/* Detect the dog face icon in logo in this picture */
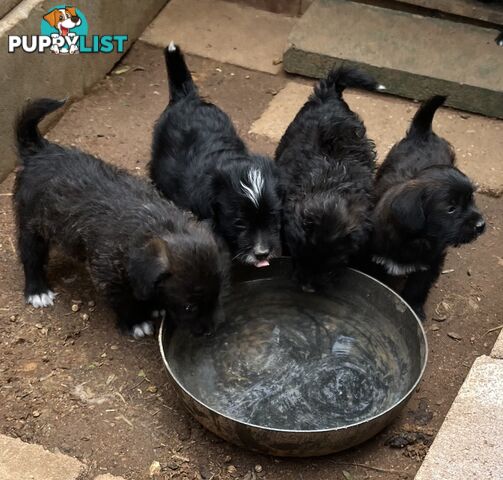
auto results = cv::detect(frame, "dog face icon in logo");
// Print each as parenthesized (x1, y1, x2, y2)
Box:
(42, 6, 86, 54)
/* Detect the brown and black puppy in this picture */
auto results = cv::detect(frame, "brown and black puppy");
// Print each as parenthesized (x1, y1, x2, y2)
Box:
(275, 67, 382, 291)
(370, 96, 485, 320)
(14, 98, 228, 338)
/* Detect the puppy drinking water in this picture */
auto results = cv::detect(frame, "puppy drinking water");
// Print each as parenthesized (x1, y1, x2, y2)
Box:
(150, 43, 281, 268)
(275, 67, 382, 290)
(14, 99, 227, 337)
(371, 96, 485, 320)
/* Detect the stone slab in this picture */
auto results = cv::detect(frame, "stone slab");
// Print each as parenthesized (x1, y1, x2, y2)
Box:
(414, 355, 503, 480)
(250, 81, 503, 196)
(396, 0, 503, 26)
(283, 0, 503, 118)
(94, 475, 126, 480)
(0, 0, 22, 19)
(141, 0, 295, 74)
(0, 0, 168, 182)
(491, 329, 503, 359)
(0, 434, 86, 480)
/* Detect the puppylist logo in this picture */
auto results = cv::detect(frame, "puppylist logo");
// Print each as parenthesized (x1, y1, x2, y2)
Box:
(8, 5, 128, 55)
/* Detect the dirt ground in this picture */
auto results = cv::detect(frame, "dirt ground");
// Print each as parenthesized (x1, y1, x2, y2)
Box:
(1, 42, 502, 480)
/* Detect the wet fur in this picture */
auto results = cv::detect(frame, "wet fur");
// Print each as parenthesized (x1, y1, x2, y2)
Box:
(14, 98, 227, 336)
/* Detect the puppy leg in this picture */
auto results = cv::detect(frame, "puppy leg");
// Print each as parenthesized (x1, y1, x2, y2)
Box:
(19, 228, 55, 308)
(110, 293, 155, 339)
(401, 255, 445, 321)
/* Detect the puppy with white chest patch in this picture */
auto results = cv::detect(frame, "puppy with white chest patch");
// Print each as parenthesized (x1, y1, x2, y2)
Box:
(370, 96, 485, 320)
(275, 67, 383, 290)
(150, 43, 282, 268)
(14, 98, 228, 338)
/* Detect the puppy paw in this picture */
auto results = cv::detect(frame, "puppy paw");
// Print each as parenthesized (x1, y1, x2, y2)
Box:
(27, 291, 55, 308)
(131, 321, 155, 339)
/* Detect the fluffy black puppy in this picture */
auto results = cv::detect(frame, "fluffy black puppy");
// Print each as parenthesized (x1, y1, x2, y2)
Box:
(275, 67, 382, 290)
(371, 95, 485, 320)
(150, 42, 281, 268)
(14, 98, 227, 338)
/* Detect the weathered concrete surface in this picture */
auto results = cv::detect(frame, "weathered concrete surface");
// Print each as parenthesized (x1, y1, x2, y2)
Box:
(396, 0, 503, 25)
(250, 81, 503, 195)
(0, 0, 168, 182)
(141, 0, 294, 74)
(94, 475, 126, 480)
(0, 0, 22, 19)
(414, 355, 503, 480)
(491, 329, 503, 359)
(226, 0, 313, 16)
(283, 0, 503, 118)
(0, 434, 86, 480)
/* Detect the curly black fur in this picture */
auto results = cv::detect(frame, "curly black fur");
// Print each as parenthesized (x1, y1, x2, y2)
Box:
(150, 43, 281, 268)
(275, 67, 380, 290)
(14, 98, 228, 337)
(370, 96, 485, 319)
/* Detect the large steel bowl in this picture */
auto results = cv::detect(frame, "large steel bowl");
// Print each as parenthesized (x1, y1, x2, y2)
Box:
(159, 258, 427, 456)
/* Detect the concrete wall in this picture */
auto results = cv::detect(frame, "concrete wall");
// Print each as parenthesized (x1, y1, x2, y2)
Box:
(0, 0, 168, 182)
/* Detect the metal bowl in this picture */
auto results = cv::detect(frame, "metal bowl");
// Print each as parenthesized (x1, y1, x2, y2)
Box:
(159, 258, 427, 456)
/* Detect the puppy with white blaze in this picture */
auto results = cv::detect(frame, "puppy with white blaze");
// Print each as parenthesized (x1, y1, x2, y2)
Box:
(275, 67, 382, 291)
(150, 42, 281, 268)
(14, 99, 228, 338)
(371, 96, 485, 320)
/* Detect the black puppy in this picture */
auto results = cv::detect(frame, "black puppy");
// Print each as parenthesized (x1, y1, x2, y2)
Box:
(371, 95, 485, 319)
(275, 67, 383, 290)
(14, 98, 227, 338)
(150, 42, 281, 268)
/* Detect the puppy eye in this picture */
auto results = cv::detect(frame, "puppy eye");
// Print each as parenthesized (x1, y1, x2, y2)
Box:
(447, 205, 456, 214)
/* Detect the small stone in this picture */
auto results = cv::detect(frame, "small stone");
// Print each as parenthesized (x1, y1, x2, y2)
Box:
(101, 353, 107, 358)
(223, 455, 232, 463)
(147, 385, 158, 394)
(81, 313, 90, 321)
(32, 410, 41, 418)
(467, 268, 472, 276)
(227, 465, 237, 475)
(460, 113, 470, 119)
(166, 461, 179, 471)
(447, 332, 462, 341)
(216, 67, 222, 73)
(149, 460, 162, 476)
(9, 315, 17, 322)
(254, 465, 263, 473)
(88, 300, 96, 307)
(272, 57, 282, 65)
(35, 323, 43, 329)
(71, 304, 80, 312)
(245, 75, 250, 79)
(431, 325, 440, 331)
(110, 345, 119, 350)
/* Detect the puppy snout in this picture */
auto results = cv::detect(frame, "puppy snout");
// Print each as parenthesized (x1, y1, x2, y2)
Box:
(474, 217, 485, 235)
(253, 245, 270, 260)
(71, 15, 80, 23)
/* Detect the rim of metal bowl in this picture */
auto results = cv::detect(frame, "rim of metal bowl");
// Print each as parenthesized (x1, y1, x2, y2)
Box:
(158, 267, 428, 434)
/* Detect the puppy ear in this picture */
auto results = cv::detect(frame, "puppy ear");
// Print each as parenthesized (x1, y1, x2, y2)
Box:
(66, 7, 78, 16)
(128, 237, 170, 300)
(43, 9, 59, 28)
(391, 185, 425, 233)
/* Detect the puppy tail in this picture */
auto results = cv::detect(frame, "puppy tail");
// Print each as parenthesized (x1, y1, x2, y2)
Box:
(16, 98, 66, 157)
(408, 95, 447, 138)
(164, 41, 197, 102)
(314, 66, 384, 100)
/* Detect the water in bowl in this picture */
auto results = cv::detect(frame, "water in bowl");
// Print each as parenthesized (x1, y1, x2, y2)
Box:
(168, 279, 411, 431)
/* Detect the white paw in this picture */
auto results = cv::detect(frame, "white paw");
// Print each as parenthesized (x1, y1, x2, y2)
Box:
(168, 40, 176, 52)
(69, 45, 79, 54)
(132, 321, 155, 339)
(27, 291, 55, 308)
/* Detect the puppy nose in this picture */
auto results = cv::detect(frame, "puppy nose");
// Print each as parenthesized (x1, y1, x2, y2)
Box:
(475, 218, 485, 234)
(71, 15, 79, 22)
(253, 245, 270, 260)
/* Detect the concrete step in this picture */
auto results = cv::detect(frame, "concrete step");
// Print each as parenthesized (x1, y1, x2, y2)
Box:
(414, 355, 503, 480)
(141, 0, 295, 74)
(283, 0, 503, 118)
